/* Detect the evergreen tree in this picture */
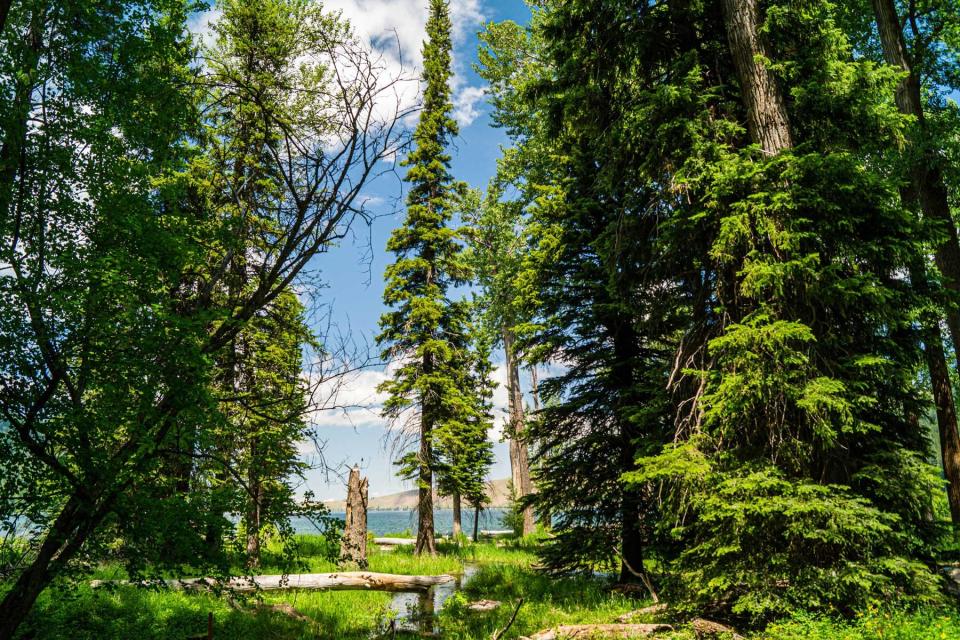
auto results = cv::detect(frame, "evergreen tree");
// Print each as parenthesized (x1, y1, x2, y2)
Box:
(377, 0, 471, 556)
(633, 0, 944, 619)
(463, 179, 537, 536)
(435, 320, 496, 538)
(478, 4, 685, 585)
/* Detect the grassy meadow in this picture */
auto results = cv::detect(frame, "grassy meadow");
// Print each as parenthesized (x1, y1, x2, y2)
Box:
(4, 533, 960, 639)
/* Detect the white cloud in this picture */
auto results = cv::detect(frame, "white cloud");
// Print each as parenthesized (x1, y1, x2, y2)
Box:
(453, 85, 486, 127)
(187, 8, 220, 48)
(321, 0, 487, 127)
(187, 1, 487, 134)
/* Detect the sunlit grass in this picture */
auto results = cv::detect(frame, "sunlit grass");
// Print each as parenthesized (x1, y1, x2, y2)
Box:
(11, 536, 960, 639)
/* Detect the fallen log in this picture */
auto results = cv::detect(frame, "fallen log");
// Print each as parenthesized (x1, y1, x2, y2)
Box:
(90, 572, 454, 593)
(524, 623, 673, 639)
(373, 537, 416, 546)
(480, 529, 514, 537)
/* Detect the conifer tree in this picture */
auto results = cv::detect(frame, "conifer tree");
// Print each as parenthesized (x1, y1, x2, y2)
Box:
(377, 0, 470, 556)
(435, 323, 496, 538)
(633, 0, 944, 618)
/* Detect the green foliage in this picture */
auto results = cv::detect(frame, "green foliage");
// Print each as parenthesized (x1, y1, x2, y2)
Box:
(377, 0, 486, 539)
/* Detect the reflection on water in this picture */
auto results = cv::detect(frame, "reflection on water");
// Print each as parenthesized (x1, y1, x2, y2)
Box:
(386, 563, 478, 636)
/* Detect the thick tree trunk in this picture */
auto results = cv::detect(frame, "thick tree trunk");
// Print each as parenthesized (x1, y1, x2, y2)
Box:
(339, 465, 369, 568)
(502, 326, 535, 536)
(872, 0, 960, 362)
(720, 0, 793, 153)
(0, 493, 107, 640)
(872, 0, 960, 525)
(452, 491, 462, 537)
(416, 409, 437, 555)
(923, 324, 960, 524)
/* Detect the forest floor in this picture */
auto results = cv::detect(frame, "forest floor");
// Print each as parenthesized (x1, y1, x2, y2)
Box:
(7, 534, 960, 639)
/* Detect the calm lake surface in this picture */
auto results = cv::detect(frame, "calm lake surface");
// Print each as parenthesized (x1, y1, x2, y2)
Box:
(291, 508, 509, 536)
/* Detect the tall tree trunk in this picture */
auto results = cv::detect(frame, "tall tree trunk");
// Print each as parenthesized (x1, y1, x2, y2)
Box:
(246, 439, 263, 569)
(720, 0, 793, 153)
(452, 491, 462, 537)
(872, 0, 960, 525)
(923, 320, 960, 524)
(502, 326, 535, 536)
(416, 407, 437, 555)
(472, 504, 480, 542)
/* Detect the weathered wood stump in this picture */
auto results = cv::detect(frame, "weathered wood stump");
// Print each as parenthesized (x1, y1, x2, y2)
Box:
(339, 465, 368, 569)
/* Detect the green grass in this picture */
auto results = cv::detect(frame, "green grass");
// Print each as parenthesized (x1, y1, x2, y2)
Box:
(438, 563, 645, 640)
(8, 535, 960, 639)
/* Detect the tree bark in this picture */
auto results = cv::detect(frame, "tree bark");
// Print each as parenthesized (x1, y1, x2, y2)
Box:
(720, 0, 793, 153)
(245, 440, 263, 569)
(452, 491, 462, 537)
(339, 465, 369, 568)
(472, 504, 480, 542)
(872, 0, 960, 525)
(502, 326, 535, 536)
(0, 492, 108, 640)
(416, 407, 437, 555)
(922, 321, 960, 524)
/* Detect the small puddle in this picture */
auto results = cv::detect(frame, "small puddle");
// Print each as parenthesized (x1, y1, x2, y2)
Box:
(385, 563, 478, 636)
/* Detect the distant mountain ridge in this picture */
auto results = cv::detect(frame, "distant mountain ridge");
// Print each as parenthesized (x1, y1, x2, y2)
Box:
(324, 478, 512, 511)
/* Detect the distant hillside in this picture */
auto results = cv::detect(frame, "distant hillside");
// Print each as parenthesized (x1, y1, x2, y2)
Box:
(325, 478, 512, 511)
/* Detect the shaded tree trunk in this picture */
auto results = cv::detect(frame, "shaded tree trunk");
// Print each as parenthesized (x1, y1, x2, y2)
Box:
(452, 491, 462, 537)
(923, 321, 960, 524)
(720, 0, 792, 153)
(245, 438, 263, 568)
(339, 465, 369, 568)
(472, 504, 480, 542)
(872, 0, 960, 525)
(0, 0, 11, 38)
(503, 327, 535, 536)
(416, 404, 437, 555)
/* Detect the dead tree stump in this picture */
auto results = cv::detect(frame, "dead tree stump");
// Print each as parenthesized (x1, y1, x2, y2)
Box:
(339, 465, 369, 569)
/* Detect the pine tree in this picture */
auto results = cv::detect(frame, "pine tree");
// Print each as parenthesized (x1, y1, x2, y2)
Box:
(377, 0, 470, 556)
(435, 320, 496, 538)
(478, 5, 679, 585)
(632, 0, 944, 618)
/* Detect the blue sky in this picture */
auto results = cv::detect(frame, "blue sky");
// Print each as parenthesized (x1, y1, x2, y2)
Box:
(291, 0, 533, 500)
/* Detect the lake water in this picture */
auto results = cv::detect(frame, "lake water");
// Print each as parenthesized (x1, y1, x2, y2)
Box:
(291, 508, 509, 536)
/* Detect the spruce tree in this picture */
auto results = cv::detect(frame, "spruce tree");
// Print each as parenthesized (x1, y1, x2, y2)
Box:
(377, 0, 470, 556)
(435, 321, 496, 538)
(633, 0, 944, 618)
